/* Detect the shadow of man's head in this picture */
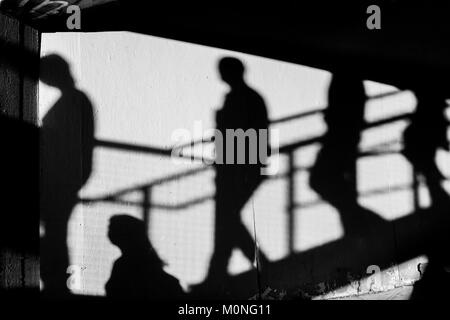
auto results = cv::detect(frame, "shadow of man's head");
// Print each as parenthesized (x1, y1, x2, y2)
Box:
(106, 215, 184, 299)
(107, 215, 150, 253)
(218, 57, 245, 88)
(40, 54, 75, 90)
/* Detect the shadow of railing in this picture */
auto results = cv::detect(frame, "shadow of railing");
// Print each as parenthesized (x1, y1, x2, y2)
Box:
(78, 90, 449, 298)
(81, 90, 416, 246)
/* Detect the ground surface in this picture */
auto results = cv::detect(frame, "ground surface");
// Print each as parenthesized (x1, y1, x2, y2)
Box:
(328, 286, 414, 300)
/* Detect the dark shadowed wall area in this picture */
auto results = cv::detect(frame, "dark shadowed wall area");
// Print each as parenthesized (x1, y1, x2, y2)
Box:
(0, 13, 40, 296)
(38, 32, 449, 299)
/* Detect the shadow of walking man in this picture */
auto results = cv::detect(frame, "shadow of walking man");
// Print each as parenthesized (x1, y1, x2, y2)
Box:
(309, 73, 386, 237)
(200, 57, 270, 294)
(406, 85, 450, 299)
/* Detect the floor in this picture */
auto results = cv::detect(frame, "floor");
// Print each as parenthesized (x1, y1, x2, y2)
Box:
(329, 286, 414, 300)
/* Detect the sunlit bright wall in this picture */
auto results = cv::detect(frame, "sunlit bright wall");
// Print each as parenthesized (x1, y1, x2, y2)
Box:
(39, 32, 450, 296)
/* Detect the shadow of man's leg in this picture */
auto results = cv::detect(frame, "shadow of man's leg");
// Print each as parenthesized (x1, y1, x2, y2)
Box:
(41, 195, 75, 296)
(310, 147, 386, 237)
(206, 169, 268, 285)
(233, 173, 269, 265)
(206, 203, 236, 282)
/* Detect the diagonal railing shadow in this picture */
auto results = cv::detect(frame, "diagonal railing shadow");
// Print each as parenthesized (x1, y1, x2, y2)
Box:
(80, 90, 417, 243)
(78, 90, 449, 298)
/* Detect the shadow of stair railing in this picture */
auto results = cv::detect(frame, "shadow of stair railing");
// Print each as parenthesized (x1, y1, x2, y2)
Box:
(77, 90, 449, 299)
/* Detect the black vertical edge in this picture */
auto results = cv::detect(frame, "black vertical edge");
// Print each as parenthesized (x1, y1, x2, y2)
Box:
(21, 22, 40, 125)
(0, 13, 21, 118)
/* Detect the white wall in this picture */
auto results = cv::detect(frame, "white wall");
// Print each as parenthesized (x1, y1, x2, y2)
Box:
(39, 32, 450, 297)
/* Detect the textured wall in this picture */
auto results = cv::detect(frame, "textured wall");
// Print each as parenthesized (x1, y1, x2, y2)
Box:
(39, 32, 450, 298)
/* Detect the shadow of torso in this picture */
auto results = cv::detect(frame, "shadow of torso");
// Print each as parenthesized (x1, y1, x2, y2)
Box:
(105, 252, 185, 300)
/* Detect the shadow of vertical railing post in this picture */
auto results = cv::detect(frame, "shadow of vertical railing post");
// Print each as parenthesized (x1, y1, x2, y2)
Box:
(70, 89, 450, 298)
(271, 89, 417, 255)
(141, 186, 152, 233)
(83, 90, 419, 253)
(72, 90, 450, 298)
(287, 152, 295, 254)
(412, 169, 420, 212)
(76, 89, 450, 298)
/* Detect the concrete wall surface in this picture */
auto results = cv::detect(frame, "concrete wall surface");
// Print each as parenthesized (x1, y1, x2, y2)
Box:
(39, 32, 450, 298)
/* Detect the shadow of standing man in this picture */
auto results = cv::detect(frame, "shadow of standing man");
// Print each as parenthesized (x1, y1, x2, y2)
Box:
(40, 54, 95, 296)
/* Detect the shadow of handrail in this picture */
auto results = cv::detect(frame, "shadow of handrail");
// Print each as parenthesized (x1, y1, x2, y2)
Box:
(80, 88, 426, 238)
(76, 89, 449, 298)
(271, 90, 403, 125)
(85, 165, 211, 201)
(126, 90, 407, 156)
